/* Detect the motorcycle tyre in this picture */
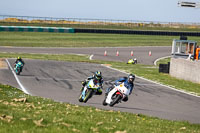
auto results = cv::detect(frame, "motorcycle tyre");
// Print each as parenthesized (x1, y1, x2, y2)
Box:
(16, 68, 21, 75)
(102, 99, 107, 106)
(83, 89, 93, 103)
(78, 94, 83, 102)
(109, 94, 121, 107)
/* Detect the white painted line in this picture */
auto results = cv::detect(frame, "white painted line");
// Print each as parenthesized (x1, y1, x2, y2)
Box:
(89, 54, 94, 60)
(6, 59, 30, 94)
(154, 56, 171, 66)
(101, 64, 200, 98)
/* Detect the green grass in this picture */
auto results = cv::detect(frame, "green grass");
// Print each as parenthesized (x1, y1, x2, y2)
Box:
(1, 84, 200, 133)
(155, 57, 171, 66)
(1, 31, 200, 47)
(0, 53, 90, 63)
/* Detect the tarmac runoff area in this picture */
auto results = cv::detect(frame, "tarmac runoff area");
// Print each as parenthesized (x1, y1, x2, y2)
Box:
(0, 59, 7, 69)
(1, 59, 200, 124)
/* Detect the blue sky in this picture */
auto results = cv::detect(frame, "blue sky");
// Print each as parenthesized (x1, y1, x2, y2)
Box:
(0, 0, 200, 23)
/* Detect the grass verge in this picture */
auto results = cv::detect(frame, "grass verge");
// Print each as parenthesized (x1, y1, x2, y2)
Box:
(1, 84, 200, 133)
(1, 31, 200, 47)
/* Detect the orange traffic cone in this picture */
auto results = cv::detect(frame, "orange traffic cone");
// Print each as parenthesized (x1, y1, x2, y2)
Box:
(104, 51, 107, 56)
(149, 51, 152, 56)
(116, 51, 119, 56)
(131, 51, 133, 56)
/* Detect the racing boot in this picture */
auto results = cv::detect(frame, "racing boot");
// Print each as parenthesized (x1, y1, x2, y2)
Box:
(80, 81, 86, 92)
(80, 87, 84, 92)
(122, 96, 128, 102)
(20, 67, 23, 72)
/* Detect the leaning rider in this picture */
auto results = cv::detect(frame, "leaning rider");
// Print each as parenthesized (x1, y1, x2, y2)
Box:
(14, 56, 25, 71)
(127, 58, 137, 64)
(105, 74, 135, 101)
(81, 71, 104, 95)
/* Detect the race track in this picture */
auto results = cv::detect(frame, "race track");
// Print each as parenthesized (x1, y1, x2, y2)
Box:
(1, 59, 200, 124)
(0, 46, 171, 65)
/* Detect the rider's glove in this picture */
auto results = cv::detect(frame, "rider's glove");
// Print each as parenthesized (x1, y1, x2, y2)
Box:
(115, 82, 120, 86)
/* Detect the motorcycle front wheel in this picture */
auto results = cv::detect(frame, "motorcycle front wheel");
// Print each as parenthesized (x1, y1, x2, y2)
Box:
(16, 67, 21, 75)
(83, 89, 93, 103)
(78, 94, 83, 102)
(102, 99, 107, 106)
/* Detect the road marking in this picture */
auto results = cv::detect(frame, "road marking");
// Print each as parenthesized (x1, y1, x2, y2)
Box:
(101, 64, 200, 98)
(154, 56, 171, 66)
(6, 59, 30, 94)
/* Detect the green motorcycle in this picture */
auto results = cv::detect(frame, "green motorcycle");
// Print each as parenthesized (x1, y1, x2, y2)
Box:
(79, 79, 100, 103)
(14, 61, 23, 75)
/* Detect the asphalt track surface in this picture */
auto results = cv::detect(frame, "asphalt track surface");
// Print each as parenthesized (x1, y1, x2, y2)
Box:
(1, 46, 200, 123)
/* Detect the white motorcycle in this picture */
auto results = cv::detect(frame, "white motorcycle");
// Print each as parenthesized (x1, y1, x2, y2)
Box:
(103, 82, 130, 107)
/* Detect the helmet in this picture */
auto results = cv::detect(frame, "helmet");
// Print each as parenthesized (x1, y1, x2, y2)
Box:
(128, 74, 135, 83)
(94, 71, 102, 80)
(17, 56, 21, 60)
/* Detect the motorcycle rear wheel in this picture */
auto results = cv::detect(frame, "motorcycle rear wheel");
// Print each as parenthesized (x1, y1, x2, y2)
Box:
(109, 94, 121, 107)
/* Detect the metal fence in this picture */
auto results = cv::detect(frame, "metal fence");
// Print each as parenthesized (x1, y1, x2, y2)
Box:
(0, 15, 200, 29)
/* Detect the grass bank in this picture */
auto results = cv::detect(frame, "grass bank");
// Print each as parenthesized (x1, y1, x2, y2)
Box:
(1, 84, 200, 133)
(1, 31, 200, 47)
